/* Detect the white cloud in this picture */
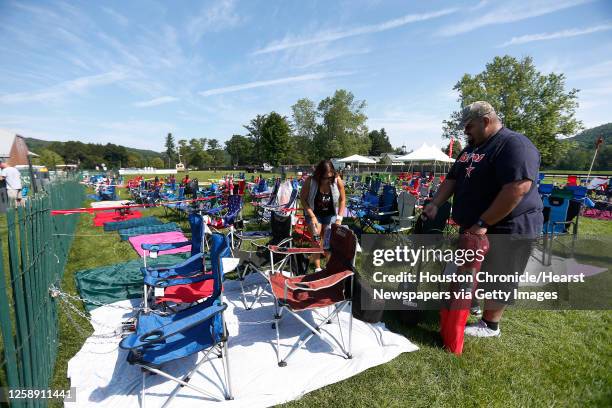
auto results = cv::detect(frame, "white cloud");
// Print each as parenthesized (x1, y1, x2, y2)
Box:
(252, 7, 457, 55)
(101, 6, 129, 26)
(500, 22, 612, 46)
(199, 71, 352, 97)
(0, 71, 126, 104)
(133, 96, 179, 107)
(570, 60, 612, 79)
(187, 0, 242, 43)
(438, 0, 593, 37)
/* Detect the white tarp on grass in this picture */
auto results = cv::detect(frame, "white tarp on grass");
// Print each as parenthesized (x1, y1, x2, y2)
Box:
(66, 277, 417, 407)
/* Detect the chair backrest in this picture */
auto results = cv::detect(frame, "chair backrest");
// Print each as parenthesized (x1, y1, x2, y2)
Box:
(397, 191, 417, 219)
(188, 212, 206, 255)
(567, 175, 578, 186)
(327, 225, 357, 272)
(538, 183, 554, 195)
(370, 178, 382, 195)
(209, 233, 229, 295)
(542, 196, 570, 234)
(265, 180, 281, 205)
(270, 211, 292, 244)
(565, 185, 587, 199)
(378, 185, 397, 213)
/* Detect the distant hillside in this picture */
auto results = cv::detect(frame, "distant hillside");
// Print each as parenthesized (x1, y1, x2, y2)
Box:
(25, 137, 162, 158)
(565, 122, 612, 148)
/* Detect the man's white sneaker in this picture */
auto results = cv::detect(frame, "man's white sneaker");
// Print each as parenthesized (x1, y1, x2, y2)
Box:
(464, 320, 500, 338)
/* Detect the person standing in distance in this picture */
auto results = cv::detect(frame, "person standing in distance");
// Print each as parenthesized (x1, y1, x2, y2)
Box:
(0, 160, 24, 207)
(423, 101, 543, 337)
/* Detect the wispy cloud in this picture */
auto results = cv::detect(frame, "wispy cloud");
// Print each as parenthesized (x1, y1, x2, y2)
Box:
(199, 71, 352, 97)
(187, 0, 242, 43)
(101, 6, 129, 26)
(438, 0, 592, 37)
(133, 96, 179, 107)
(571, 60, 612, 79)
(252, 7, 457, 55)
(0, 71, 126, 104)
(501, 22, 612, 47)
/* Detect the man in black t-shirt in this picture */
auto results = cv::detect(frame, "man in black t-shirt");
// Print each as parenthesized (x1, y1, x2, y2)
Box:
(423, 101, 543, 338)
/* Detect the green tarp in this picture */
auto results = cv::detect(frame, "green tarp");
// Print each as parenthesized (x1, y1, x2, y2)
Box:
(74, 254, 189, 311)
(118, 222, 181, 241)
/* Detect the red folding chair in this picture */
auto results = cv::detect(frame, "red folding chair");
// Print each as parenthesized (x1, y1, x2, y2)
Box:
(268, 224, 356, 366)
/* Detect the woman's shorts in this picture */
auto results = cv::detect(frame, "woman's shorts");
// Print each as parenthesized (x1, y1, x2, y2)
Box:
(307, 214, 337, 225)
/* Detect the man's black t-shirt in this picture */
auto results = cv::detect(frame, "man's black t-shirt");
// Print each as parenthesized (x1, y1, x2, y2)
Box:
(447, 127, 543, 235)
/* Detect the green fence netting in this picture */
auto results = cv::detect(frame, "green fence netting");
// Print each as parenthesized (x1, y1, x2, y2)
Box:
(0, 179, 85, 407)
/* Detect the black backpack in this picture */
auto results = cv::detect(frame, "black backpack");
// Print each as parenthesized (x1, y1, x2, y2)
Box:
(351, 273, 385, 323)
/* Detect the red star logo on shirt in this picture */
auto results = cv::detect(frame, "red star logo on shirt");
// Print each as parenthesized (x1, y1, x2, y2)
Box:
(465, 164, 476, 177)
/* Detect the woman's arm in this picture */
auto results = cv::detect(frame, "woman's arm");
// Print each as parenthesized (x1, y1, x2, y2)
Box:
(300, 177, 316, 221)
(336, 177, 346, 224)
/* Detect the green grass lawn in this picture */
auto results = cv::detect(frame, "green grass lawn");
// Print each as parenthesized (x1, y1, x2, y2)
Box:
(49, 185, 612, 407)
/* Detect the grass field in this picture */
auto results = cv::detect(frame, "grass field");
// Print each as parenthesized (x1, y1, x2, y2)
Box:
(47, 182, 612, 407)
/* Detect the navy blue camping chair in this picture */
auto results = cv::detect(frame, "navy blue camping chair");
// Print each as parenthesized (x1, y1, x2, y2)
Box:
(120, 234, 233, 405)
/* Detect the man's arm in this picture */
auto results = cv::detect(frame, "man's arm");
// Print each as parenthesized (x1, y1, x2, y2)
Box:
(430, 179, 456, 207)
(467, 179, 532, 233)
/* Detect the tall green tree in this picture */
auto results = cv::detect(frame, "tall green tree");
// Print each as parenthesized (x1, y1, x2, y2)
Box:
(177, 139, 190, 168)
(314, 89, 370, 158)
(368, 128, 393, 156)
(207, 138, 226, 166)
(291, 98, 318, 163)
(261, 112, 291, 166)
(244, 114, 267, 160)
(225, 135, 254, 165)
(164, 133, 177, 166)
(443, 55, 582, 166)
(39, 149, 64, 169)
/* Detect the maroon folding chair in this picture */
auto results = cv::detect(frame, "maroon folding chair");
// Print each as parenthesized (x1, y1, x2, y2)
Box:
(268, 224, 356, 366)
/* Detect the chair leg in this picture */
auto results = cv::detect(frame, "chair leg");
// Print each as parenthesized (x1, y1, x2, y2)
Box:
(141, 371, 146, 408)
(275, 306, 285, 366)
(221, 337, 234, 400)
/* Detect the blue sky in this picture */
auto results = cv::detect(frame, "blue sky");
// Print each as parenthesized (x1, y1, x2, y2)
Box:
(1, 0, 611, 152)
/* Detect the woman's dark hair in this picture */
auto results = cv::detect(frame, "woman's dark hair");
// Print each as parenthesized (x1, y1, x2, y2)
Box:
(312, 160, 337, 183)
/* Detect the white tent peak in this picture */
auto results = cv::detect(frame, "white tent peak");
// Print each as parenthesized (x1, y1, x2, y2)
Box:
(338, 154, 377, 164)
(397, 143, 455, 163)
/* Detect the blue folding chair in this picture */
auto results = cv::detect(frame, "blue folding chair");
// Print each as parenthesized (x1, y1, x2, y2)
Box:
(120, 234, 233, 406)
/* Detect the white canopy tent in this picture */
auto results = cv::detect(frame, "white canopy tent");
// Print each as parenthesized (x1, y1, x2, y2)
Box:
(396, 143, 455, 175)
(338, 154, 377, 164)
(338, 154, 377, 171)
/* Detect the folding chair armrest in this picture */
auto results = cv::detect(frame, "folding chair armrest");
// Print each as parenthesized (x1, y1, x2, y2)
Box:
(123, 304, 227, 349)
(141, 241, 191, 251)
(288, 271, 354, 291)
(269, 245, 324, 255)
